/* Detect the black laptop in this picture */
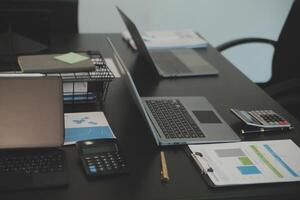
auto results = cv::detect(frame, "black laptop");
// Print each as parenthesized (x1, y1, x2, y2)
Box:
(116, 6, 219, 78)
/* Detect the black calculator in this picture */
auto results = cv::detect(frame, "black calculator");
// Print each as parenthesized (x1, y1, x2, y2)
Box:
(231, 109, 291, 128)
(76, 139, 128, 176)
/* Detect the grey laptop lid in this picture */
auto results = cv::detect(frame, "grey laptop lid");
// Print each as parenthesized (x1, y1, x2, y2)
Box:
(0, 77, 64, 149)
(116, 6, 218, 78)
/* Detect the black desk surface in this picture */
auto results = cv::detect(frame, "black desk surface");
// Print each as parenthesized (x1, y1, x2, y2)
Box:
(1, 34, 299, 200)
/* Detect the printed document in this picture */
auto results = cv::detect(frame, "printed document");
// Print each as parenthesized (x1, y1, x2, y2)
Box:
(189, 139, 300, 186)
(64, 112, 115, 145)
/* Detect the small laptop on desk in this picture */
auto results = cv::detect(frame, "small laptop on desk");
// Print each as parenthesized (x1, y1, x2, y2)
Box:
(107, 38, 240, 146)
(116, 6, 219, 78)
(0, 77, 67, 190)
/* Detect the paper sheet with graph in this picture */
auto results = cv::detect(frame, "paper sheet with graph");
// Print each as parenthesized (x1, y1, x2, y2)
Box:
(189, 139, 300, 186)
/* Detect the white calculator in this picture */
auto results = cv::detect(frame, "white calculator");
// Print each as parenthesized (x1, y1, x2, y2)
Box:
(231, 109, 291, 128)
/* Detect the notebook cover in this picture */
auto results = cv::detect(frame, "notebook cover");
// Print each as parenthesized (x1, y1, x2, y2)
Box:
(18, 53, 95, 73)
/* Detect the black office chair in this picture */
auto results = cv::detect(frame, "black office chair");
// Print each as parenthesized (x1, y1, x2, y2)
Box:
(0, 0, 78, 33)
(217, 1, 300, 120)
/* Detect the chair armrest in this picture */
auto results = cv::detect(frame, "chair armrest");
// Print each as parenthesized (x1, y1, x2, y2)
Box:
(217, 38, 276, 52)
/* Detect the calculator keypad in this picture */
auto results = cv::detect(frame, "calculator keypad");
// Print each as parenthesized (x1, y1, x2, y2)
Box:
(83, 152, 127, 176)
(249, 110, 290, 127)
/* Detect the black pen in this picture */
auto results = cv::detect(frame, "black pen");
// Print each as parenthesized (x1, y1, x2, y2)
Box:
(241, 126, 294, 134)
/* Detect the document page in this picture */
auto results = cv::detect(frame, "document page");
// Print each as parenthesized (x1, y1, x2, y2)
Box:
(64, 112, 115, 145)
(189, 140, 300, 186)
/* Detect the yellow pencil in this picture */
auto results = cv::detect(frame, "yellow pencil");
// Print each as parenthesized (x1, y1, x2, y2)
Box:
(160, 151, 170, 182)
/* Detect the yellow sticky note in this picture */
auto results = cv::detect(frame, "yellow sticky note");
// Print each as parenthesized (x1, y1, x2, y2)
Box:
(54, 52, 88, 64)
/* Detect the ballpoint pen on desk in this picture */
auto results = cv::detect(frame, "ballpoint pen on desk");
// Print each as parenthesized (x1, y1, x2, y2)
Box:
(241, 126, 294, 134)
(160, 151, 170, 182)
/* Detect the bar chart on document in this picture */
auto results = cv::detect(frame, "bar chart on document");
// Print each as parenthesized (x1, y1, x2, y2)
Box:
(188, 139, 300, 186)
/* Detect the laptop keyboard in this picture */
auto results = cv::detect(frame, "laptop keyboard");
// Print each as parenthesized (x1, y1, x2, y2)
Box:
(145, 99, 204, 139)
(0, 149, 65, 175)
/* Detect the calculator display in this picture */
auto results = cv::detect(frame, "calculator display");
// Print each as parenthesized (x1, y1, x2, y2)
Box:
(82, 143, 117, 155)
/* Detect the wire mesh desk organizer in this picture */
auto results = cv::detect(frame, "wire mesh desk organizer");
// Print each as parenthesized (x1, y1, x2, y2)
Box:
(48, 51, 115, 105)
(1, 51, 115, 105)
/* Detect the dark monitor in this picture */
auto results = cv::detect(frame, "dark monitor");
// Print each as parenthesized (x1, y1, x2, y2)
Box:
(0, 8, 51, 70)
(0, 0, 79, 71)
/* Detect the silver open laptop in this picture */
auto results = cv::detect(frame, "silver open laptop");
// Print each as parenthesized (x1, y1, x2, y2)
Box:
(107, 38, 240, 146)
(116, 6, 219, 78)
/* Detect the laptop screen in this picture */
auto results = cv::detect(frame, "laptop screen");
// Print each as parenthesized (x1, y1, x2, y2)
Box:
(0, 77, 64, 149)
(107, 37, 159, 138)
(116, 7, 154, 62)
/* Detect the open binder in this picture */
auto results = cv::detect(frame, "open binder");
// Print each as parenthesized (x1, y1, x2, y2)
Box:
(188, 139, 300, 187)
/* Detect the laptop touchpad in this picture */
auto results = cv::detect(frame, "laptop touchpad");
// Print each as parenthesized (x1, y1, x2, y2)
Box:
(193, 111, 222, 123)
(171, 49, 213, 71)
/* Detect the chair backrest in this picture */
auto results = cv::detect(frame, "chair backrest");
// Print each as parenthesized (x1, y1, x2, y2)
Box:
(0, 0, 78, 70)
(270, 1, 300, 85)
(264, 1, 300, 120)
(0, 0, 78, 34)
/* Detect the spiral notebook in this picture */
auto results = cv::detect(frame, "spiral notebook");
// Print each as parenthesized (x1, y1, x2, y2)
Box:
(188, 139, 300, 187)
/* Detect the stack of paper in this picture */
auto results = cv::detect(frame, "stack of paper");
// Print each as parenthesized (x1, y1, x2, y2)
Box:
(63, 82, 97, 102)
(122, 29, 208, 50)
